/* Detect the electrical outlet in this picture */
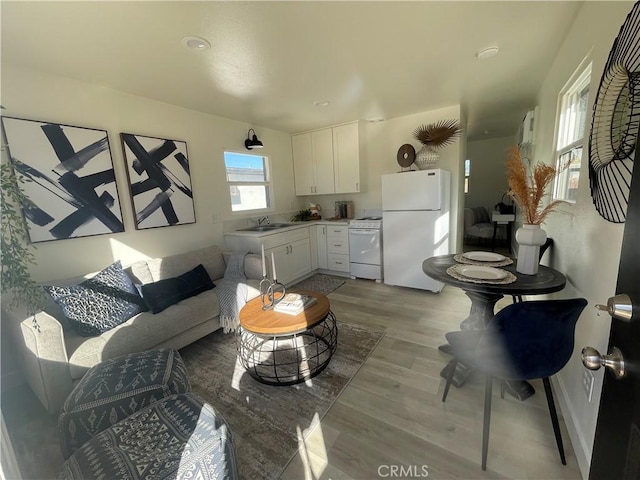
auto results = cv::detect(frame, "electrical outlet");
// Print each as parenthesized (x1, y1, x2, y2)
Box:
(582, 369, 595, 402)
(211, 213, 220, 224)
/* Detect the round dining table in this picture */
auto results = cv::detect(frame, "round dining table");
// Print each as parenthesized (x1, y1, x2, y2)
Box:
(422, 254, 567, 394)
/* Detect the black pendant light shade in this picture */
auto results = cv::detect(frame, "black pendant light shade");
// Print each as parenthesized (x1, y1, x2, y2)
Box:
(244, 129, 264, 150)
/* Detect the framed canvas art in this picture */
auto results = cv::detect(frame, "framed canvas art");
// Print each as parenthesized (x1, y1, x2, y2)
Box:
(120, 133, 195, 230)
(0, 116, 125, 243)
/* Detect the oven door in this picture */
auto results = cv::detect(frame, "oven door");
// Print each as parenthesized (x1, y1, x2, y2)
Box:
(348, 229, 381, 265)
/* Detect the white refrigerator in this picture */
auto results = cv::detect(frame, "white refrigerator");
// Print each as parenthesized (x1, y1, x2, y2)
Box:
(382, 169, 451, 292)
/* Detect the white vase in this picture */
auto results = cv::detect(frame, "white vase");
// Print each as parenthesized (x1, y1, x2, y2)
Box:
(515, 224, 547, 275)
(414, 146, 440, 170)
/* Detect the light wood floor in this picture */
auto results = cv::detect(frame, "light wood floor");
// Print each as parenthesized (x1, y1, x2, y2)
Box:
(280, 279, 582, 480)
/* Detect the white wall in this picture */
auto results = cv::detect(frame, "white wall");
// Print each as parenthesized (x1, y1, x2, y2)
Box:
(465, 135, 514, 213)
(1, 64, 299, 282)
(531, 2, 632, 477)
(305, 105, 465, 252)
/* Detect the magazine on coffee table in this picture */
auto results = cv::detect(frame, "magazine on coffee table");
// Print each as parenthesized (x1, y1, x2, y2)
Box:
(274, 293, 317, 315)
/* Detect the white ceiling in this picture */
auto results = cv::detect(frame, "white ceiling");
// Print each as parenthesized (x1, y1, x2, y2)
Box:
(1, 1, 583, 140)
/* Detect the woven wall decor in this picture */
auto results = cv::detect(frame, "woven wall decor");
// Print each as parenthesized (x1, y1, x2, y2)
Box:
(588, 2, 640, 223)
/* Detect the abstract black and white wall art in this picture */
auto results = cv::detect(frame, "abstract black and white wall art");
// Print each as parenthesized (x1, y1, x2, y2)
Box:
(0, 117, 125, 243)
(120, 133, 195, 230)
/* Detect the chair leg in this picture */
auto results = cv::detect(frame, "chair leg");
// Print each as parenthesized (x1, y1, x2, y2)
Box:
(500, 380, 505, 399)
(442, 359, 458, 402)
(482, 374, 493, 471)
(542, 377, 566, 465)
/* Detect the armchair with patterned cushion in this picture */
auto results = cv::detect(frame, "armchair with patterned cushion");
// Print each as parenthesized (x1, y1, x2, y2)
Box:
(463, 207, 494, 245)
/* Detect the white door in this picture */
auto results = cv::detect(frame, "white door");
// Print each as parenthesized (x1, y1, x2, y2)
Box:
(383, 210, 447, 292)
(287, 238, 312, 284)
(349, 229, 381, 265)
(292, 133, 314, 195)
(316, 224, 328, 269)
(311, 129, 335, 194)
(382, 170, 443, 211)
(333, 122, 360, 194)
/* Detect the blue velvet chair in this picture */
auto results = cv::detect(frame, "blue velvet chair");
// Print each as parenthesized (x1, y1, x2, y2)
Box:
(441, 298, 588, 471)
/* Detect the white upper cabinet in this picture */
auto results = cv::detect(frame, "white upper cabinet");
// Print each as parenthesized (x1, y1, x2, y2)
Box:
(292, 133, 314, 195)
(333, 122, 360, 194)
(312, 129, 335, 194)
(292, 129, 334, 195)
(292, 121, 360, 196)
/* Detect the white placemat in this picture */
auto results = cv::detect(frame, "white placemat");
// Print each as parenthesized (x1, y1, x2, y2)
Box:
(454, 253, 514, 267)
(446, 264, 517, 285)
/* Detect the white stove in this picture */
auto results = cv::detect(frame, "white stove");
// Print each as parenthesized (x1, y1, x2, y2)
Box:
(348, 217, 383, 281)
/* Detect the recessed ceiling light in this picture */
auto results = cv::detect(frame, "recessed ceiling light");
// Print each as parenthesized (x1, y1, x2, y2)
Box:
(313, 100, 330, 107)
(181, 36, 211, 51)
(477, 46, 499, 60)
(368, 117, 385, 123)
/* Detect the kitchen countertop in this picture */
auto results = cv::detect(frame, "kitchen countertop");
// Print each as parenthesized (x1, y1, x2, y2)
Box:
(225, 219, 350, 237)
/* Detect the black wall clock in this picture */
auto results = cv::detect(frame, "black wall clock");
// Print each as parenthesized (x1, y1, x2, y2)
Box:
(588, 2, 640, 223)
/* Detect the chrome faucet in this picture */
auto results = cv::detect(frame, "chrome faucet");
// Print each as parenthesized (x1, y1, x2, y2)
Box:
(257, 216, 270, 226)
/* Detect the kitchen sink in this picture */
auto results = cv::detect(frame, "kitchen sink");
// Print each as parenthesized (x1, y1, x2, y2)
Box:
(235, 226, 279, 232)
(235, 222, 295, 232)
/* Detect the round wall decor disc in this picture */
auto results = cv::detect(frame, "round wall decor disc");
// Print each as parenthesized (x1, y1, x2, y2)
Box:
(397, 144, 416, 167)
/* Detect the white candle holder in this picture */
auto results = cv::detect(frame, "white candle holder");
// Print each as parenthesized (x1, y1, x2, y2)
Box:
(259, 276, 286, 310)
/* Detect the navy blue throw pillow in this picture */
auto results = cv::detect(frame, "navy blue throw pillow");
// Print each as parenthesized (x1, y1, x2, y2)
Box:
(140, 264, 215, 314)
(45, 261, 148, 337)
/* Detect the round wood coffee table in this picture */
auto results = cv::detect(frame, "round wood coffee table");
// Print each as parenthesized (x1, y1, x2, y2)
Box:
(237, 290, 338, 385)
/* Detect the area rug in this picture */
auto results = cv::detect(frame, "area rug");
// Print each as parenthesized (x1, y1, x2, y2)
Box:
(290, 273, 346, 295)
(180, 318, 384, 480)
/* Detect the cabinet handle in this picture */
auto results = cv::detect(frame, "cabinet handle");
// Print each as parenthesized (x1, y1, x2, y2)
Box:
(356, 182, 359, 191)
(323, 227, 326, 235)
(335, 261, 343, 265)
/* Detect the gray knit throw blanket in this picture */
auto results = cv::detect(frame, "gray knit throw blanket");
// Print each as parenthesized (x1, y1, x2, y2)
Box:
(216, 252, 248, 333)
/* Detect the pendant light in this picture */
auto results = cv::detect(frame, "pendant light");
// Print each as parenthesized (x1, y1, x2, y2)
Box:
(244, 129, 264, 150)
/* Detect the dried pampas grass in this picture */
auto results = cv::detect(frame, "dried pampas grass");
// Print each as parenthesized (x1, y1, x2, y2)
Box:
(506, 146, 569, 225)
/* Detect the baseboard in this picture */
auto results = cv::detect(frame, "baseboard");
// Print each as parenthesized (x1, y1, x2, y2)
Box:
(552, 375, 591, 479)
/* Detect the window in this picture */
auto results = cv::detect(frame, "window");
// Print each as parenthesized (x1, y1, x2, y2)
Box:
(464, 159, 471, 194)
(224, 151, 272, 212)
(553, 62, 592, 202)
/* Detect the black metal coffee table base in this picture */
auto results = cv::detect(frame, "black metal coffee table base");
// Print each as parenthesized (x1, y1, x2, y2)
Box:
(237, 310, 338, 386)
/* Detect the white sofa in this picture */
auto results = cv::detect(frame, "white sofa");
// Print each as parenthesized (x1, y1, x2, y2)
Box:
(1, 245, 262, 414)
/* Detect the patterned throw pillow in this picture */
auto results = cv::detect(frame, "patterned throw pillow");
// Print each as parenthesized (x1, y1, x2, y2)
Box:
(45, 261, 148, 337)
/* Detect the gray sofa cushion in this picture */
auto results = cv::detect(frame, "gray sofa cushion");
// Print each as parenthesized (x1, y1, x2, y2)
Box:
(59, 393, 239, 480)
(58, 349, 190, 459)
(147, 245, 226, 282)
(66, 289, 221, 380)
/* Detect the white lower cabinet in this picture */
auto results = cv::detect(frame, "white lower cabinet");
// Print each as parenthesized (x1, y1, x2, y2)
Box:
(224, 227, 312, 286)
(324, 225, 350, 274)
(316, 224, 328, 269)
(266, 238, 311, 285)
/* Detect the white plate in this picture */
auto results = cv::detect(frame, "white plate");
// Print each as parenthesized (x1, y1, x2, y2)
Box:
(462, 251, 506, 262)
(458, 265, 508, 280)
